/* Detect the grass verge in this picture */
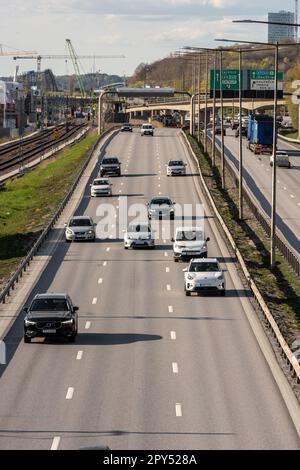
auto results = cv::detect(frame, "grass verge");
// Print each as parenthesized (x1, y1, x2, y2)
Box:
(0, 132, 98, 289)
(186, 132, 300, 347)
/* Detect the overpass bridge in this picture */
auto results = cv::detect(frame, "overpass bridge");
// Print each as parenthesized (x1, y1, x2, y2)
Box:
(126, 97, 286, 115)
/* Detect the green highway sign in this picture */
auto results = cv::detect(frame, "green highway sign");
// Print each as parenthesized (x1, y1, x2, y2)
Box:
(210, 69, 240, 91)
(250, 70, 284, 81)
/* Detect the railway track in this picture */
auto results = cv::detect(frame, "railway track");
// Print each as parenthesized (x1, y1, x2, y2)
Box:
(0, 124, 86, 175)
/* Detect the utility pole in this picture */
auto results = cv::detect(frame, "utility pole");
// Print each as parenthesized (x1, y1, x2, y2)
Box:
(204, 51, 209, 153)
(220, 50, 225, 189)
(238, 49, 243, 220)
(212, 52, 217, 166)
(270, 42, 279, 268)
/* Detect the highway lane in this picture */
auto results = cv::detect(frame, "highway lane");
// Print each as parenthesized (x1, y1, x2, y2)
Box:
(0, 128, 299, 449)
(213, 130, 300, 258)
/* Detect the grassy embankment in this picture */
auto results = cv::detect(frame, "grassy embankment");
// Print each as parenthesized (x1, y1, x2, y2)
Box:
(0, 133, 98, 288)
(187, 133, 300, 346)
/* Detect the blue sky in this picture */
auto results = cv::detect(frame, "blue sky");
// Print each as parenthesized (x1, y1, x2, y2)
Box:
(0, 0, 297, 77)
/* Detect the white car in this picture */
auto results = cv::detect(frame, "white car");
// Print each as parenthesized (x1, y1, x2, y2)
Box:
(147, 197, 176, 220)
(166, 160, 187, 176)
(183, 258, 225, 296)
(65, 216, 96, 242)
(270, 151, 291, 168)
(90, 178, 112, 197)
(124, 223, 155, 249)
(141, 123, 154, 136)
(172, 227, 209, 262)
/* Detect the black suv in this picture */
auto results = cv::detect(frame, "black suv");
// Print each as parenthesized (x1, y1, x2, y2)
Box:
(99, 156, 121, 177)
(23, 293, 79, 343)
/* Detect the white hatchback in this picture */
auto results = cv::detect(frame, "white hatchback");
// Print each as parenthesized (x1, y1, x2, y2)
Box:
(124, 223, 155, 249)
(172, 227, 209, 262)
(183, 258, 225, 296)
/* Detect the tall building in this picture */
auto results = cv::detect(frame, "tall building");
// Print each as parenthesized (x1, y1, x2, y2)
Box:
(268, 10, 295, 42)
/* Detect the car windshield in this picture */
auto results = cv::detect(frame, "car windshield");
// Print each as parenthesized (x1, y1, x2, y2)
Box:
(128, 224, 151, 233)
(69, 218, 92, 227)
(151, 198, 171, 206)
(102, 158, 119, 164)
(189, 262, 220, 273)
(169, 161, 184, 166)
(177, 230, 203, 241)
(30, 298, 69, 311)
(143, 125, 152, 129)
(93, 179, 108, 185)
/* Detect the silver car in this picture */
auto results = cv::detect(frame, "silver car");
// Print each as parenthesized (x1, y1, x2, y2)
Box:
(166, 160, 187, 176)
(90, 178, 112, 197)
(147, 197, 176, 220)
(183, 258, 225, 296)
(124, 223, 155, 249)
(65, 216, 96, 242)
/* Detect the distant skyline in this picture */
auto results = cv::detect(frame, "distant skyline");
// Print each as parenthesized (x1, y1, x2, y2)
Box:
(0, 0, 297, 78)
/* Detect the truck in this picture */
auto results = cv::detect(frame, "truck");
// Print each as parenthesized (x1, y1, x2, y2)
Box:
(247, 115, 273, 155)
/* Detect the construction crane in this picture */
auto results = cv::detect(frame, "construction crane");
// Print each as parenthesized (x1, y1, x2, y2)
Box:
(13, 53, 125, 75)
(0, 43, 37, 56)
(66, 39, 86, 97)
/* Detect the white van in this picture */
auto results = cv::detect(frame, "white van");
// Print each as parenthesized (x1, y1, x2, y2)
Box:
(270, 151, 291, 168)
(141, 123, 154, 136)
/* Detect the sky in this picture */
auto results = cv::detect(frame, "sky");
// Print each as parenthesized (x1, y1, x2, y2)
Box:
(0, 0, 297, 78)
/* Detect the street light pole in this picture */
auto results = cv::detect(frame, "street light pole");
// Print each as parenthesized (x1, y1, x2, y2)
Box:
(270, 41, 279, 268)
(220, 50, 225, 189)
(212, 52, 217, 166)
(238, 49, 243, 220)
(204, 51, 209, 153)
(197, 53, 201, 142)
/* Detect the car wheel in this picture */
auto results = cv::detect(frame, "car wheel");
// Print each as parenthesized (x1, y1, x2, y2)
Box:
(24, 334, 31, 343)
(174, 258, 179, 262)
(220, 290, 226, 297)
(124, 246, 128, 250)
(66, 239, 72, 243)
(170, 214, 175, 220)
(185, 290, 191, 296)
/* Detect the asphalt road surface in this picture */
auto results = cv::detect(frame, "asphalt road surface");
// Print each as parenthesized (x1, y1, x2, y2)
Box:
(0, 128, 299, 450)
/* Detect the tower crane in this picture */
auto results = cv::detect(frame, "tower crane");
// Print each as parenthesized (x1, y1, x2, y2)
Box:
(0, 43, 37, 56)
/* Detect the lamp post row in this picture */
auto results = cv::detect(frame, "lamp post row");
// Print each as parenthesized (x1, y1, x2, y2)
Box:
(183, 39, 284, 268)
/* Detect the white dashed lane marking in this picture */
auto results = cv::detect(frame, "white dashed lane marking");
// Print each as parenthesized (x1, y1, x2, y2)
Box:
(85, 321, 91, 330)
(51, 437, 61, 451)
(166, 267, 170, 273)
(103, 261, 107, 266)
(172, 363, 179, 374)
(66, 387, 74, 400)
(168, 306, 173, 313)
(166, 284, 171, 291)
(76, 351, 83, 360)
(170, 331, 176, 340)
(98, 278, 103, 284)
(175, 403, 182, 417)
(92, 297, 97, 305)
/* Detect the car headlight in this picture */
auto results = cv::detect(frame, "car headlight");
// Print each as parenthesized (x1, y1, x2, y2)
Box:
(66, 228, 73, 235)
(170, 208, 174, 213)
(24, 318, 36, 326)
(187, 274, 195, 280)
(87, 230, 94, 234)
(62, 319, 74, 325)
(217, 274, 223, 280)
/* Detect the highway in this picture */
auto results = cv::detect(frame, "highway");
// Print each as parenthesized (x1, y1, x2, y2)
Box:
(214, 130, 300, 258)
(0, 128, 299, 450)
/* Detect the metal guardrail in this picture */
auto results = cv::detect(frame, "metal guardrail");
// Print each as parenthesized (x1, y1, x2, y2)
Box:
(182, 130, 300, 384)
(0, 126, 121, 305)
(204, 131, 300, 278)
